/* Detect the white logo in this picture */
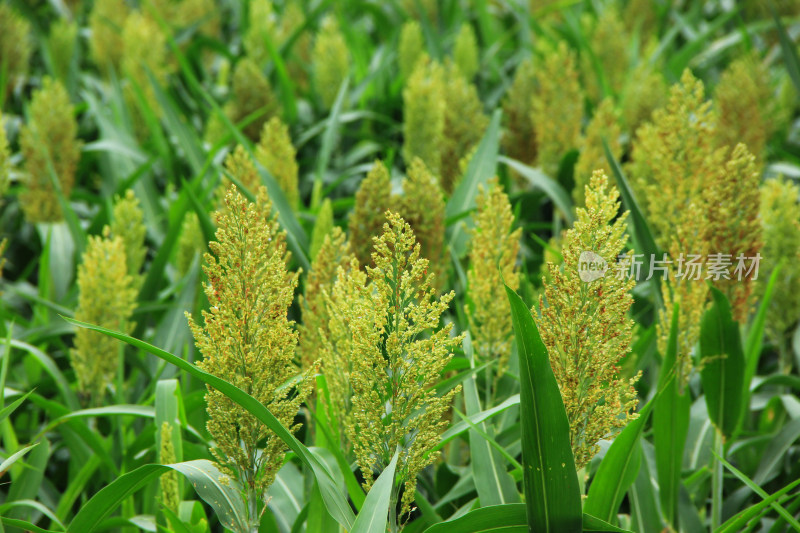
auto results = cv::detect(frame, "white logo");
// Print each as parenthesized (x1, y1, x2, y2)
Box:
(578, 251, 607, 283)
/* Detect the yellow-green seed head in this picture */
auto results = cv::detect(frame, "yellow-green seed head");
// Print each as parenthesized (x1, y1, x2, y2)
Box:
(20, 77, 82, 223)
(714, 52, 775, 168)
(397, 158, 447, 287)
(72, 231, 138, 402)
(187, 186, 312, 497)
(255, 116, 299, 209)
(0, 4, 32, 95)
(347, 212, 461, 519)
(348, 160, 392, 268)
(620, 61, 667, 135)
(758, 176, 800, 344)
(502, 58, 537, 167)
(175, 212, 205, 276)
(581, 6, 629, 101)
(702, 143, 762, 322)
(159, 421, 180, 514)
(227, 58, 280, 141)
(122, 12, 169, 137)
(243, 0, 277, 66)
(47, 19, 78, 84)
(312, 16, 350, 110)
(88, 0, 129, 73)
(467, 178, 521, 376)
(218, 145, 262, 208)
(536, 170, 640, 469)
(440, 62, 488, 193)
(110, 190, 147, 288)
(453, 23, 479, 80)
(574, 97, 622, 207)
(531, 41, 583, 177)
(403, 58, 446, 177)
(398, 20, 427, 80)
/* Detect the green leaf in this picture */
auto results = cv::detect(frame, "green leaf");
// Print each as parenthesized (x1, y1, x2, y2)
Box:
(653, 303, 690, 529)
(312, 76, 350, 209)
(771, 8, 800, 95)
(0, 443, 38, 476)
(584, 392, 658, 523)
(422, 503, 527, 533)
(602, 139, 662, 309)
(446, 110, 501, 256)
(582, 513, 634, 532)
(68, 460, 248, 533)
(497, 156, 575, 225)
(699, 287, 745, 439)
(434, 394, 520, 452)
(62, 317, 355, 531)
(712, 451, 800, 531)
(716, 476, 800, 533)
(463, 334, 520, 506)
(350, 450, 398, 533)
(505, 285, 582, 532)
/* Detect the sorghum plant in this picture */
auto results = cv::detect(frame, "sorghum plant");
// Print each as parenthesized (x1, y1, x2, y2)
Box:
(255, 117, 300, 209)
(466, 178, 521, 378)
(758, 176, 800, 361)
(537, 170, 640, 469)
(342, 213, 461, 526)
(402, 58, 446, 177)
(20, 77, 82, 223)
(312, 15, 350, 110)
(502, 58, 537, 167)
(88, 0, 128, 73)
(398, 20, 426, 80)
(110, 190, 147, 289)
(0, 4, 31, 95)
(453, 23, 479, 80)
(531, 41, 583, 177)
(308, 198, 334, 260)
(72, 230, 138, 403)
(348, 159, 392, 267)
(574, 97, 622, 207)
(186, 186, 313, 527)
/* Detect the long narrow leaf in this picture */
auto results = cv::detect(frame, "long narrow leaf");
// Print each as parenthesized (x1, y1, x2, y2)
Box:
(505, 285, 582, 532)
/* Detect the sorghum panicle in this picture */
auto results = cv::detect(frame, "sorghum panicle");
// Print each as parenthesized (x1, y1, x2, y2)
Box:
(312, 15, 350, 110)
(502, 58, 537, 167)
(581, 6, 629, 102)
(175, 212, 205, 276)
(0, 4, 32, 95)
(243, 0, 277, 67)
(255, 117, 300, 209)
(348, 159, 392, 268)
(620, 60, 667, 135)
(574, 97, 622, 207)
(453, 23, 479, 80)
(121, 11, 169, 130)
(536, 170, 640, 469)
(186, 186, 313, 504)
(402, 58, 446, 177)
(714, 52, 775, 168)
(702, 143, 763, 322)
(88, 0, 129, 73)
(466, 178, 521, 377)
(20, 77, 82, 223)
(758, 176, 800, 346)
(531, 41, 583, 177)
(440, 62, 488, 193)
(398, 20, 427, 80)
(159, 421, 180, 514)
(72, 231, 138, 402)
(346, 212, 461, 519)
(397, 158, 447, 288)
(47, 19, 78, 84)
(110, 190, 147, 289)
(299, 226, 355, 374)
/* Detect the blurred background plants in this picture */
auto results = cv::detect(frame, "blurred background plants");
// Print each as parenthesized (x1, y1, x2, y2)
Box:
(1, 0, 800, 532)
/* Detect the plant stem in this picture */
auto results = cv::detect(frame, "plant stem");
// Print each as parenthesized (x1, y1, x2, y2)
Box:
(389, 483, 399, 533)
(711, 428, 724, 530)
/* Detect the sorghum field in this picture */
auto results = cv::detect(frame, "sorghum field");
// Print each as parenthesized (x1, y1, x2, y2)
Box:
(2, 0, 800, 531)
